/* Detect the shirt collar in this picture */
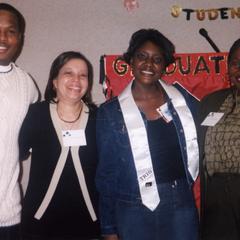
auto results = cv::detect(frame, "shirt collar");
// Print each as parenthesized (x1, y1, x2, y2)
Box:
(0, 63, 12, 73)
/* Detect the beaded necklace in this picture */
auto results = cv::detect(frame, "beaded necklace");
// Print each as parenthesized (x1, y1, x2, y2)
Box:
(57, 103, 83, 124)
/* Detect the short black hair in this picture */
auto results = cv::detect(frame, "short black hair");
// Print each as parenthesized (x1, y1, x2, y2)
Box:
(226, 38, 240, 115)
(228, 38, 240, 66)
(123, 28, 175, 67)
(44, 51, 95, 107)
(0, 3, 25, 34)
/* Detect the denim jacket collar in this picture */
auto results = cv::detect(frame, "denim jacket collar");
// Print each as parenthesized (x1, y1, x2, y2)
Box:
(118, 79, 199, 182)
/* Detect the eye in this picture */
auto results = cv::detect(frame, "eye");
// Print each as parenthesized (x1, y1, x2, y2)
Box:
(79, 74, 88, 80)
(135, 52, 148, 61)
(230, 60, 240, 69)
(153, 56, 163, 64)
(7, 28, 18, 36)
(63, 71, 73, 77)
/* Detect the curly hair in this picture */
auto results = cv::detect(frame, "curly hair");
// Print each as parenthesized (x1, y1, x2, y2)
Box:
(228, 38, 240, 66)
(123, 28, 175, 68)
(226, 39, 240, 115)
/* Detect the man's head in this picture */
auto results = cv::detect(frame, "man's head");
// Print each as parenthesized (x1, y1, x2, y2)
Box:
(0, 3, 25, 65)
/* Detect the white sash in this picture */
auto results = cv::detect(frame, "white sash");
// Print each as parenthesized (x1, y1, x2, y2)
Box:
(34, 103, 97, 221)
(118, 82, 160, 211)
(118, 80, 199, 210)
(159, 80, 199, 181)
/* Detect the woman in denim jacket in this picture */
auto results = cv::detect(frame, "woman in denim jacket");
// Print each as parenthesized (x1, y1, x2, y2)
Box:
(96, 29, 199, 240)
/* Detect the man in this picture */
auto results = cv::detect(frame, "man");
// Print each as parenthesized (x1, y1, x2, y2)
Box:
(0, 3, 38, 239)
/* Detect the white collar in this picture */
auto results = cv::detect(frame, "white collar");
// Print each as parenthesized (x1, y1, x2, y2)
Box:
(0, 63, 12, 73)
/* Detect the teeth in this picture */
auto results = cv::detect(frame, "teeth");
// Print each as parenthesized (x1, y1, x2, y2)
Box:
(69, 87, 81, 90)
(142, 70, 154, 75)
(0, 46, 7, 50)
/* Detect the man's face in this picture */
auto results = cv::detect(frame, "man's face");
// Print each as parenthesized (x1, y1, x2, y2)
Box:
(0, 10, 21, 66)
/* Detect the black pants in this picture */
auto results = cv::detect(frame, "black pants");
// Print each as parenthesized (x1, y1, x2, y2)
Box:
(22, 236, 100, 240)
(202, 173, 240, 240)
(0, 224, 20, 240)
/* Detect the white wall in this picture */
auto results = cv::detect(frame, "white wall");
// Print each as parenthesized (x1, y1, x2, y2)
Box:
(4, 0, 239, 190)
(5, 0, 240, 104)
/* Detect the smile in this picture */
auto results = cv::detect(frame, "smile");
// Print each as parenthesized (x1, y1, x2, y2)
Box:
(0, 45, 8, 52)
(141, 70, 154, 75)
(69, 86, 81, 90)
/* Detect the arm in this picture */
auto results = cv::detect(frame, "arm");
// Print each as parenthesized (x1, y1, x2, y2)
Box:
(95, 104, 118, 236)
(19, 104, 36, 160)
(28, 73, 41, 103)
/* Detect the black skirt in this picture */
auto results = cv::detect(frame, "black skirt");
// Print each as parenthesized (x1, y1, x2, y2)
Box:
(201, 173, 240, 240)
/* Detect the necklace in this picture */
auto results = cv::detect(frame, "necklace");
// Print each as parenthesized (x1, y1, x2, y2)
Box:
(57, 104, 83, 124)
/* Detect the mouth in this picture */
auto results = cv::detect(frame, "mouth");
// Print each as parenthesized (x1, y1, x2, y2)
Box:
(0, 45, 8, 52)
(230, 75, 240, 87)
(141, 70, 154, 76)
(68, 86, 82, 93)
(233, 75, 240, 83)
(69, 87, 81, 90)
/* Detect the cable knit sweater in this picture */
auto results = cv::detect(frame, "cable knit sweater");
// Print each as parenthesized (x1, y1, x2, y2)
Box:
(0, 63, 38, 227)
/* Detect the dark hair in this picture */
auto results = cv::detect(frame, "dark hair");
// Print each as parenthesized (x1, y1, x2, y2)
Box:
(227, 38, 240, 66)
(0, 3, 25, 34)
(44, 51, 95, 107)
(123, 28, 175, 68)
(225, 39, 240, 115)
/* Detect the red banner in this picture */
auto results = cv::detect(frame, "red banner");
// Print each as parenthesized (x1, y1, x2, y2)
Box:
(101, 52, 229, 100)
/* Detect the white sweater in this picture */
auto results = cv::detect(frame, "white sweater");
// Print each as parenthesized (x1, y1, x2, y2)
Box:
(0, 63, 38, 226)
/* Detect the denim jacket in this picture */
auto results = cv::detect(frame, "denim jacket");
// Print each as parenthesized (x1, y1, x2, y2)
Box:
(96, 83, 199, 235)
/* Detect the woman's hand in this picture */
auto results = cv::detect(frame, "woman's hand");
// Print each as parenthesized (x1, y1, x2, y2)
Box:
(103, 234, 119, 240)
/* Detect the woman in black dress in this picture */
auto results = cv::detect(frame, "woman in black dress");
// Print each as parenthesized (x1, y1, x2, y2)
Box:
(19, 51, 100, 240)
(199, 39, 240, 240)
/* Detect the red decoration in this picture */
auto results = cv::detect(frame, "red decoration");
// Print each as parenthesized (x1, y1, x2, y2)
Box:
(123, 0, 139, 12)
(101, 52, 229, 100)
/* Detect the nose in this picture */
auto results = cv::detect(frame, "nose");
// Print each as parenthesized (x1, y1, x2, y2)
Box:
(144, 56, 154, 66)
(0, 30, 7, 42)
(72, 74, 81, 82)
